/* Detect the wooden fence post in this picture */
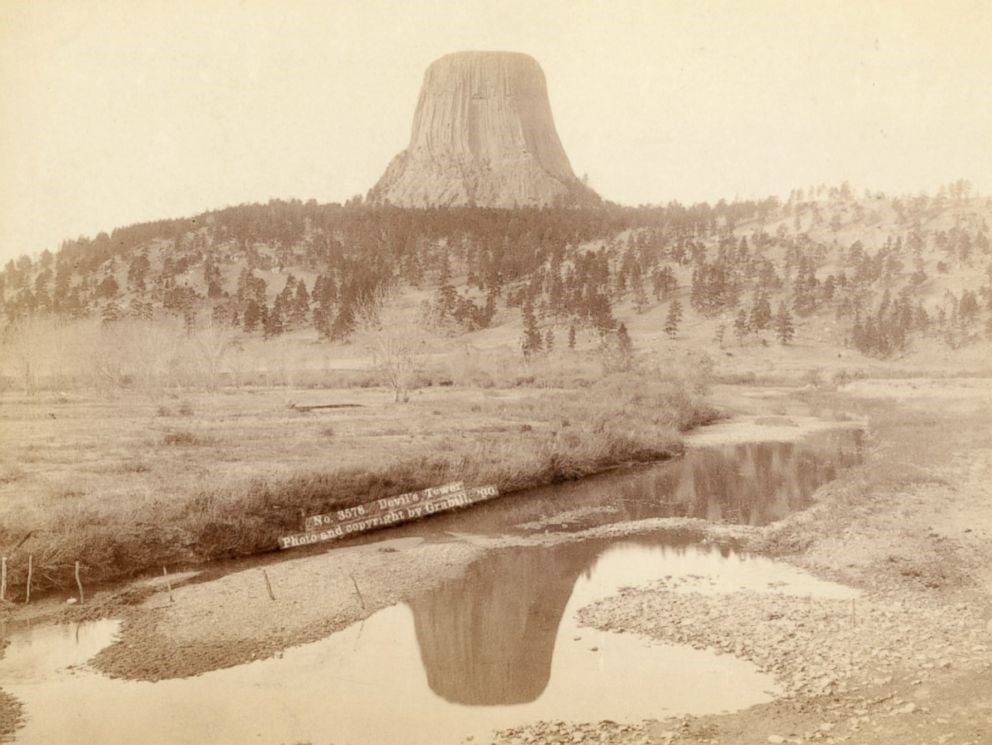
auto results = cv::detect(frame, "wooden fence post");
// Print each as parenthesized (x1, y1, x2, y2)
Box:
(350, 574, 366, 609)
(25, 555, 32, 604)
(262, 569, 276, 601)
(75, 561, 84, 603)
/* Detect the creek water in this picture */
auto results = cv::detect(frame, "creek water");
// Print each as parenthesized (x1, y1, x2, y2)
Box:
(0, 427, 863, 745)
(405, 425, 865, 538)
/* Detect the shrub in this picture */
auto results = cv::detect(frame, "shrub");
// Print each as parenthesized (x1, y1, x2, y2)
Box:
(802, 368, 824, 388)
(162, 430, 207, 446)
(0, 463, 26, 484)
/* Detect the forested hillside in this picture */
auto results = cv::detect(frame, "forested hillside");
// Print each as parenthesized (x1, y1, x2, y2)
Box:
(2, 181, 991, 367)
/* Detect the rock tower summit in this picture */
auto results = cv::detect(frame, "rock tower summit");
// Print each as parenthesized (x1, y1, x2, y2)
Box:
(370, 51, 597, 208)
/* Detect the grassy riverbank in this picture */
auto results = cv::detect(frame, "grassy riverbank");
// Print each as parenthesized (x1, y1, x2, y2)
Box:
(0, 372, 716, 596)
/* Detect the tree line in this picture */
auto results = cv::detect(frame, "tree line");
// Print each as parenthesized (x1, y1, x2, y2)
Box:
(2, 190, 991, 360)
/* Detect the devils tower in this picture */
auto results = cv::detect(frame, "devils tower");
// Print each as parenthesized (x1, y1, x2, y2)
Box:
(369, 51, 597, 208)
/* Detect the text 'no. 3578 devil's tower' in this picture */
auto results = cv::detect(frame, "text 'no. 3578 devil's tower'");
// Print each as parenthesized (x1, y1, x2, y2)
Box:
(369, 51, 598, 208)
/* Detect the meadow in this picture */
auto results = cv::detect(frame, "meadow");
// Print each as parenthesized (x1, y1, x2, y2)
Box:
(0, 328, 716, 596)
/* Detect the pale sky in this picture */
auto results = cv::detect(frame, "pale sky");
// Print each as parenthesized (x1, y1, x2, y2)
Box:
(1, 0, 990, 264)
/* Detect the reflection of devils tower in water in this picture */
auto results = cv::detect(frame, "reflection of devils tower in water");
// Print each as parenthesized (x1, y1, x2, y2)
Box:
(403, 433, 862, 705)
(407, 545, 594, 705)
(370, 51, 598, 208)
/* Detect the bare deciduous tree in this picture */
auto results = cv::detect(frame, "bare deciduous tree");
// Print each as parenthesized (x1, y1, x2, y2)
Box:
(192, 319, 240, 390)
(1, 317, 48, 394)
(353, 290, 433, 403)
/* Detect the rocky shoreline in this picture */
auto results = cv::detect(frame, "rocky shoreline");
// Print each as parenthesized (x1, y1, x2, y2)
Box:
(578, 584, 988, 706)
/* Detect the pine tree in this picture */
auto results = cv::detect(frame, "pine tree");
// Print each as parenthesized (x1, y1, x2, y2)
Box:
(204, 259, 224, 298)
(631, 269, 648, 313)
(568, 324, 576, 349)
(264, 301, 285, 338)
(276, 275, 297, 326)
(548, 266, 565, 317)
(101, 300, 121, 324)
(436, 280, 457, 320)
(600, 322, 635, 372)
(436, 252, 457, 320)
(243, 299, 262, 332)
(616, 322, 634, 361)
(664, 299, 681, 338)
(734, 307, 750, 344)
(129, 297, 154, 321)
(749, 291, 772, 331)
(128, 254, 150, 292)
(521, 302, 542, 357)
(582, 287, 610, 332)
(330, 303, 355, 340)
(775, 301, 795, 344)
(293, 278, 310, 325)
(714, 322, 726, 348)
(959, 290, 980, 324)
(96, 274, 119, 299)
(183, 305, 197, 336)
(544, 328, 555, 352)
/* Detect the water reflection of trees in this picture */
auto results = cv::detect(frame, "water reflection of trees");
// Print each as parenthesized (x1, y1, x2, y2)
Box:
(415, 431, 863, 539)
(570, 433, 861, 527)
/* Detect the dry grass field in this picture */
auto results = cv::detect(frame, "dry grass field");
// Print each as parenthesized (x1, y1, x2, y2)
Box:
(0, 363, 714, 596)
